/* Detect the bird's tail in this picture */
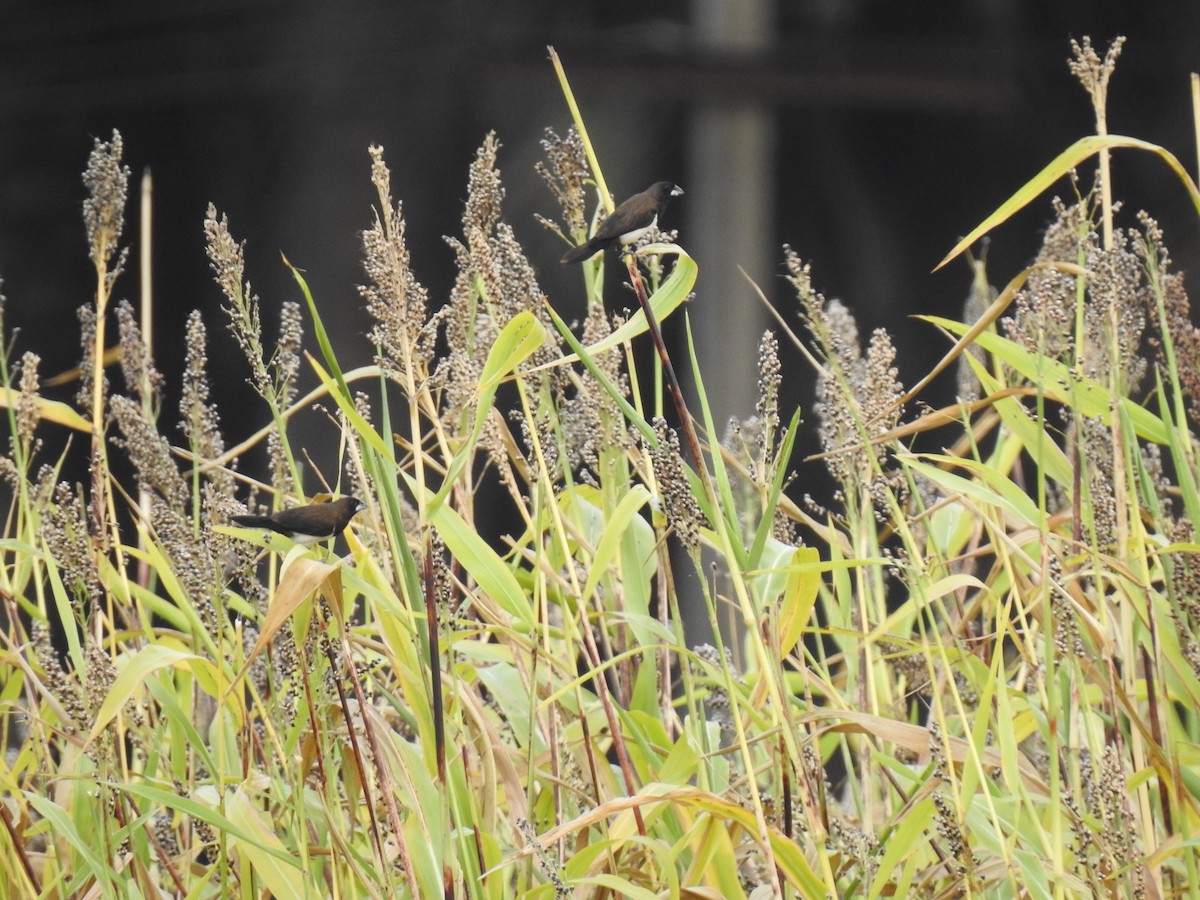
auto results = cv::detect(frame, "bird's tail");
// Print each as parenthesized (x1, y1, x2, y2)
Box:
(231, 514, 273, 529)
(560, 242, 596, 264)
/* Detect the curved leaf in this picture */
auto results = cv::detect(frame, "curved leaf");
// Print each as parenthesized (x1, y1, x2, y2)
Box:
(530, 248, 698, 372)
(937, 134, 1200, 271)
(433, 311, 545, 508)
(88, 646, 226, 742)
(0, 389, 91, 432)
(429, 497, 533, 629)
(227, 784, 307, 898)
(924, 315, 1170, 444)
(778, 546, 822, 659)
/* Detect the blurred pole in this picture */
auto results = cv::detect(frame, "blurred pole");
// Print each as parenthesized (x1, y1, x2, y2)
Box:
(683, 0, 775, 654)
(686, 0, 774, 432)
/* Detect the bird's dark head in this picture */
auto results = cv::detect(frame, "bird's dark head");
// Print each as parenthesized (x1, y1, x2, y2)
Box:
(338, 496, 366, 515)
(321, 496, 366, 524)
(648, 181, 684, 203)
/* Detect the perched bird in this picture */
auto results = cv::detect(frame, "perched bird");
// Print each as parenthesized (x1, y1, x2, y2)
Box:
(232, 496, 366, 546)
(561, 181, 684, 264)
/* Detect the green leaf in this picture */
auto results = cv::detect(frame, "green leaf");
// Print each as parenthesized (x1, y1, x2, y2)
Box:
(542, 302, 658, 448)
(567, 484, 655, 611)
(420, 485, 533, 628)
(903, 454, 1045, 529)
(747, 406, 803, 566)
(434, 311, 545, 508)
(778, 546, 822, 659)
(476, 663, 538, 752)
(479, 310, 545, 393)
(656, 730, 700, 784)
(869, 797, 934, 899)
(393, 735, 448, 892)
(750, 535, 800, 610)
(686, 315, 743, 559)
(531, 249, 697, 372)
(284, 254, 349, 394)
(971, 361, 1072, 487)
(119, 783, 297, 866)
(1012, 848, 1054, 900)
(924, 316, 1170, 444)
(769, 831, 828, 897)
(573, 874, 658, 899)
(307, 353, 391, 457)
(937, 134, 1200, 270)
(24, 792, 114, 896)
(145, 675, 220, 781)
(226, 785, 307, 899)
(1155, 369, 1200, 526)
(88, 646, 221, 743)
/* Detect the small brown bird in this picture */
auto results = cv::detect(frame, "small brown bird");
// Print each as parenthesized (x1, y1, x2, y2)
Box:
(232, 496, 366, 546)
(561, 181, 684, 264)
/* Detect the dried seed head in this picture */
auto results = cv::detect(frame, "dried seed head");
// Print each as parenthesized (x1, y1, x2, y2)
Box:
(275, 300, 303, 408)
(794, 250, 906, 507)
(360, 144, 430, 380)
(180, 310, 223, 458)
(110, 395, 187, 509)
(755, 330, 781, 455)
(932, 790, 968, 867)
(204, 205, 269, 396)
(446, 136, 559, 363)
(82, 130, 130, 273)
(16, 351, 41, 449)
(1139, 214, 1200, 427)
(1081, 743, 1136, 879)
(462, 132, 504, 239)
(31, 617, 88, 734)
(1004, 195, 1089, 361)
(75, 304, 105, 411)
(956, 256, 996, 402)
(43, 481, 101, 610)
(559, 305, 628, 477)
(535, 126, 589, 242)
(116, 300, 163, 411)
(648, 418, 705, 550)
(1080, 418, 1117, 549)
(1068, 36, 1126, 112)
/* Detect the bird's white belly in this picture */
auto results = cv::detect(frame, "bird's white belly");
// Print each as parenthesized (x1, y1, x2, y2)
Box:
(617, 214, 656, 245)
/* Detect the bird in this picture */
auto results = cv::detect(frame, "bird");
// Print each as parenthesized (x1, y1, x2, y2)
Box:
(231, 496, 366, 546)
(560, 182, 684, 264)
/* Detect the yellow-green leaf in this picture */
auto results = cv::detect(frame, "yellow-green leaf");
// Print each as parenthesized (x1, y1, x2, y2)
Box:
(903, 454, 1044, 529)
(429, 497, 533, 628)
(227, 784, 307, 899)
(937, 134, 1200, 271)
(530, 248, 698, 372)
(779, 546, 822, 658)
(433, 311, 545, 508)
(88, 646, 222, 742)
(869, 797, 935, 899)
(568, 484, 653, 606)
(479, 310, 545, 393)
(0, 388, 91, 432)
(926, 315, 1170, 445)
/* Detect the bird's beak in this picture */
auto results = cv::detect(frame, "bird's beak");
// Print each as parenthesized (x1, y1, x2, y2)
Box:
(670, 185, 684, 197)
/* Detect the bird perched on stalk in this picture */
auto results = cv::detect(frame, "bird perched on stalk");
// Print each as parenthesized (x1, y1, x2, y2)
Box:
(560, 181, 683, 264)
(232, 496, 366, 546)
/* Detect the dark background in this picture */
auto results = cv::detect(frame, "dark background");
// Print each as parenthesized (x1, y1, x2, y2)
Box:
(2, 0, 1198, 509)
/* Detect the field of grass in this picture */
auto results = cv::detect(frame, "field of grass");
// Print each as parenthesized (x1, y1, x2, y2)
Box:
(2, 37, 1199, 898)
